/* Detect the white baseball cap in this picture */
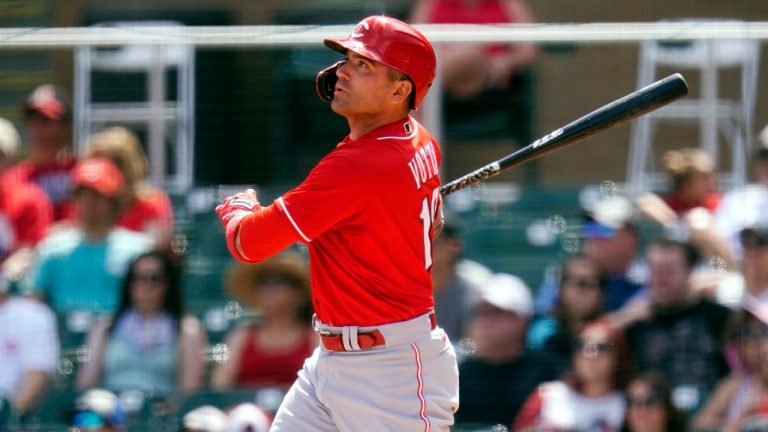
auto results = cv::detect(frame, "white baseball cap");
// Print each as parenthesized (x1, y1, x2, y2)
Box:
(0, 117, 19, 159)
(478, 273, 533, 317)
(183, 405, 229, 432)
(228, 403, 271, 432)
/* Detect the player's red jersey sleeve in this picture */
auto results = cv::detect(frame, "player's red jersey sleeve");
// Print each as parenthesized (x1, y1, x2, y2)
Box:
(276, 117, 442, 326)
(277, 150, 369, 242)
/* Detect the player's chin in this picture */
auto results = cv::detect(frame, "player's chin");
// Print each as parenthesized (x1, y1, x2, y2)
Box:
(330, 99, 350, 115)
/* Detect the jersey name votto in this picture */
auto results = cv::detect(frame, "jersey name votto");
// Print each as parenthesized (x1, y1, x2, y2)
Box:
(407, 140, 439, 190)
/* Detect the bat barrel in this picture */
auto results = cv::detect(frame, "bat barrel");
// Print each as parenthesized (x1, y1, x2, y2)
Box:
(440, 73, 688, 196)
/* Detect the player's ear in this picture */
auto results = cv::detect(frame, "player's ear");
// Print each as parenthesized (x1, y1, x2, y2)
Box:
(391, 79, 413, 106)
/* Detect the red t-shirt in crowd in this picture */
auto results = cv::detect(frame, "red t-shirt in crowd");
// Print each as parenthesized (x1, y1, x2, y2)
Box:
(5, 159, 76, 221)
(117, 189, 174, 235)
(269, 117, 442, 327)
(0, 175, 53, 260)
(235, 327, 315, 390)
(663, 192, 721, 215)
(427, 0, 517, 56)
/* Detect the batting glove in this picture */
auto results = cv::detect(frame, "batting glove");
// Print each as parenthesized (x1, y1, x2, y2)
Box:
(215, 189, 260, 262)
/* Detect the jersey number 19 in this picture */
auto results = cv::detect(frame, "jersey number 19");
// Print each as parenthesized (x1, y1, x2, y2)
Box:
(419, 188, 442, 269)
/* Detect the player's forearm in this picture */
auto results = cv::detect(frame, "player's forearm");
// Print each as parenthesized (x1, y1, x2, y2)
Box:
(236, 204, 302, 262)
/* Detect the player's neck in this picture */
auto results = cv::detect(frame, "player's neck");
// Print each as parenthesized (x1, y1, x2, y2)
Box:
(347, 110, 409, 140)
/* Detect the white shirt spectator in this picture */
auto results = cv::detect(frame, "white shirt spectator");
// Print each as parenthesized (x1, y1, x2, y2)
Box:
(0, 296, 58, 398)
(715, 184, 768, 261)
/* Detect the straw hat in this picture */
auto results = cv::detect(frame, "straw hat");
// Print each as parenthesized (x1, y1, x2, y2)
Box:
(226, 251, 310, 310)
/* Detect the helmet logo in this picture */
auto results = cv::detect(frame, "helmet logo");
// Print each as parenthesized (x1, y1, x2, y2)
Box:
(351, 21, 370, 38)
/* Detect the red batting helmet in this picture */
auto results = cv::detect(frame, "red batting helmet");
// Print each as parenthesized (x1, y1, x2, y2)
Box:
(316, 15, 436, 109)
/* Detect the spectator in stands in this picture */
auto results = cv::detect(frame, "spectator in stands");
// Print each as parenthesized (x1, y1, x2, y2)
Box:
(636, 147, 734, 268)
(410, 0, 538, 145)
(527, 253, 606, 376)
(6, 84, 76, 221)
(411, 0, 537, 100)
(227, 402, 272, 432)
(621, 238, 731, 416)
(717, 136, 768, 262)
(21, 157, 153, 314)
(84, 126, 174, 248)
(431, 218, 481, 342)
(513, 319, 631, 432)
(76, 250, 206, 401)
(0, 118, 53, 282)
(456, 273, 558, 426)
(740, 224, 768, 307)
(0, 277, 58, 416)
(211, 252, 315, 391)
(622, 372, 686, 432)
(182, 405, 228, 432)
(536, 196, 646, 314)
(70, 388, 127, 432)
(693, 309, 768, 431)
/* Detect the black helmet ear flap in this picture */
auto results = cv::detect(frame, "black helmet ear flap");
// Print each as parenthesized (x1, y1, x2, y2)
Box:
(316, 61, 345, 102)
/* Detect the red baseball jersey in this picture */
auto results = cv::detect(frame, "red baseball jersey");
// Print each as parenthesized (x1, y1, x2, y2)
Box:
(276, 117, 442, 327)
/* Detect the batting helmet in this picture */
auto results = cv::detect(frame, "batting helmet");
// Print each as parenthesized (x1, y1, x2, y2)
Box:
(316, 15, 436, 109)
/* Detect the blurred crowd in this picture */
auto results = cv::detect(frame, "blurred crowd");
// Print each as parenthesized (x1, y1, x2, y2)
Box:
(2, 81, 768, 432)
(0, 3, 767, 431)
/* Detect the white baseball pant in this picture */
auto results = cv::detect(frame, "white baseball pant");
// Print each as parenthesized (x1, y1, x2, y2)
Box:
(270, 312, 459, 431)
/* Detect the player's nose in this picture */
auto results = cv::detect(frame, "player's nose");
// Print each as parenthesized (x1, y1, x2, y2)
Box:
(336, 61, 351, 80)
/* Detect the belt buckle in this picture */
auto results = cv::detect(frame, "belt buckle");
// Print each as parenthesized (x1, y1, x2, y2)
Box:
(312, 315, 332, 336)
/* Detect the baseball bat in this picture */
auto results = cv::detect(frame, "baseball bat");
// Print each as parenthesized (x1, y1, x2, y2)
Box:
(440, 73, 689, 196)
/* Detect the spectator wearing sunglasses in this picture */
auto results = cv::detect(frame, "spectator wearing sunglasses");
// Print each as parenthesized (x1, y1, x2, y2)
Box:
(456, 273, 558, 427)
(527, 253, 606, 376)
(76, 250, 206, 402)
(211, 251, 315, 391)
(514, 319, 632, 432)
(535, 196, 647, 314)
(70, 388, 127, 432)
(694, 309, 768, 432)
(622, 372, 686, 432)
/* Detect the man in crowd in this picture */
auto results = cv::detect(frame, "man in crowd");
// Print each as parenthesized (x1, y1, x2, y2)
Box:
(457, 273, 558, 426)
(624, 238, 731, 415)
(22, 157, 152, 314)
(6, 84, 77, 221)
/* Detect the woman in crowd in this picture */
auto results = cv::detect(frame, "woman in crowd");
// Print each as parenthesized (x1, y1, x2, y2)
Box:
(211, 251, 315, 391)
(694, 309, 768, 431)
(527, 254, 606, 375)
(514, 319, 631, 431)
(76, 250, 206, 401)
(84, 126, 174, 248)
(622, 372, 686, 432)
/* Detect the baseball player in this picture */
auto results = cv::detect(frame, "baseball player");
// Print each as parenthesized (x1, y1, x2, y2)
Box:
(215, 15, 459, 432)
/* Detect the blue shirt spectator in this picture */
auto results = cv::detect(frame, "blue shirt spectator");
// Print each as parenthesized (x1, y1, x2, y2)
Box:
(21, 157, 152, 314)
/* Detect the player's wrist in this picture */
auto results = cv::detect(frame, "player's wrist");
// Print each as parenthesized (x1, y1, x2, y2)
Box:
(224, 211, 254, 263)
